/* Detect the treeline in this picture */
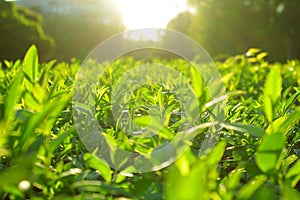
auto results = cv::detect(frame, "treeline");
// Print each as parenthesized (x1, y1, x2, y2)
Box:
(1, 0, 299, 62)
(168, 0, 300, 61)
(0, 0, 124, 61)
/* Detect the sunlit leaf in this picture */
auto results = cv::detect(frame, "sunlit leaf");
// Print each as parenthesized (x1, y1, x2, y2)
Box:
(281, 154, 298, 173)
(285, 160, 300, 187)
(134, 109, 174, 140)
(256, 52, 268, 60)
(190, 66, 204, 100)
(4, 71, 23, 120)
(49, 127, 76, 156)
(246, 48, 261, 57)
(205, 140, 227, 166)
(221, 122, 265, 138)
(281, 91, 300, 114)
(23, 45, 38, 83)
(236, 175, 267, 200)
(19, 95, 71, 150)
(264, 65, 282, 122)
(256, 132, 285, 173)
(165, 141, 226, 200)
(226, 167, 244, 190)
(165, 160, 208, 200)
(266, 109, 300, 134)
(84, 153, 111, 182)
(282, 184, 300, 200)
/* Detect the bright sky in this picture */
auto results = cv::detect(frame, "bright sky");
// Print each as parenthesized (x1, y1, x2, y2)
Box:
(115, 0, 188, 30)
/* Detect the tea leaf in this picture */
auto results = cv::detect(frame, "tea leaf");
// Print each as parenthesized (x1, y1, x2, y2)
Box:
(264, 65, 282, 122)
(221, 122, 265, 138)
(4, 72, 23, 120)
(256, 132, 285, 173)
(84, 153, 111, 182)
(237, 175, 267, 200)
(23, 45, 38, 83)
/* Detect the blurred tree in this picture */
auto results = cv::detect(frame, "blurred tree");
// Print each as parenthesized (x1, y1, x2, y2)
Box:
(167, 0, 300, 61)
(36, 0, 125, 61)
(0, 1, 54, 61)
(168, 12, 193, 34)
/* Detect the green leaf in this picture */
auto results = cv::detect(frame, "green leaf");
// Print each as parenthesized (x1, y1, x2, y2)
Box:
(285, 160, 300, 187)
(19, 95, 71, 151)
(134, 108, 174, 140)
(286, 160, 300, 179)
(256, 132, 285, 174)
(190, 66, 204, 100)
(266, 109, 300, 134)
(282, 184, 300, 200)
(264, 65, 282, 122)
(165, 141, 225, 200)
(49, 127, 75, 156)
(221, 122, 265, 138)
(205, 140, 227, 166)
(226, 168, 244, 190)
(236, 175, 267, 200)
(264, 96, 273, 122)
(0, 154, 37, 190)
(165, 159, 209, 200)
(23, 45, 39, 82)
(282, 91, 300, 114)
(134, 115, 152, 127)
(281, 154, 298, 173)
(175, 154, 190, 176)
(256, 52, 268, 60)
(5, 71, 23, 120)
(246, 48, 261, 57)
(84, 153, 111, 182)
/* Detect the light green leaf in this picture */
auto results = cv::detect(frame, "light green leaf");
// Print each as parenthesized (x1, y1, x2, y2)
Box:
(190, 66, 204, 100)
(49, 127, 75, 156)
(282, 184, 300, 200)
(165, 159, 208, 200)
(205, 140, 227, 166)
(134, 115, 152, 127)
(165, 141, 226, 200)
(246, 48, 261, 57)
(256, 52, 268, 60)
(5, 72, 23, 120)
(256, 132, 285, 173)
(286, 160, 300, 187)
(84, 153, 111, 182)
(226, 168, 244, 190)
(23, 45, 38, 82)
(282, 91, 300, 114)
(221, 122, 265, 138)
(281, 154, 298, 173)
(19, 95, 71, 150)
(264, 65, 282, 122)
(286, 160, 300, 179)
(134, 109, 174, 140)
(237, 175, 267, 200)
(266, 109, 300, 134)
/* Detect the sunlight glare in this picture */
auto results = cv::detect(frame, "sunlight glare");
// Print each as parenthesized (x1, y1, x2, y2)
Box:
(115, 0, 188, 30)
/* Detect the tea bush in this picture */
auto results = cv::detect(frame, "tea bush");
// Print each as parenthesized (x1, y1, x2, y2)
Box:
(0, 46, 299, 199)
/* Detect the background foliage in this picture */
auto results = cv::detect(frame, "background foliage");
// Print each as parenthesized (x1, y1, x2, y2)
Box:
(168, 0, 300, 61)
(0, 1, 54, 61)
(40, 0, 124, 61)
(0, 0, 124, 61)
(1, 0, 299, 62)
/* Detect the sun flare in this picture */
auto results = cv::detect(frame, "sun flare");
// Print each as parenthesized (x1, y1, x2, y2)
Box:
(115, 0, 188, 30)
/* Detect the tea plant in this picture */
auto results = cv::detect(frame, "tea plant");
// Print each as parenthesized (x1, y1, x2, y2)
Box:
(0, 46, 299, 199)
